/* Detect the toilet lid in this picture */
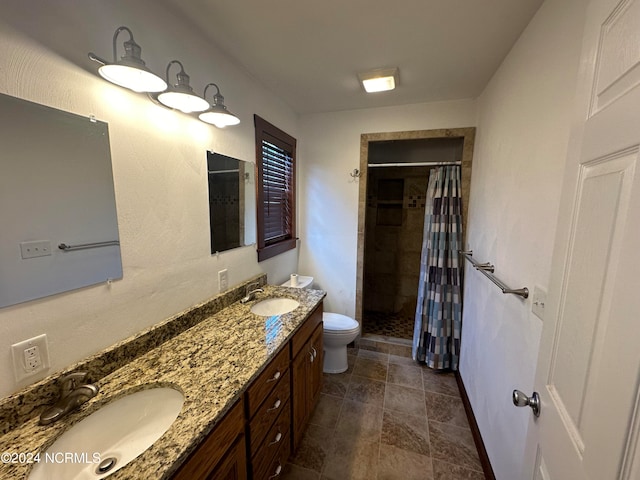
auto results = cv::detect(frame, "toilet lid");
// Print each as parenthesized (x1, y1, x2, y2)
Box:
(323, 312, 359, 332)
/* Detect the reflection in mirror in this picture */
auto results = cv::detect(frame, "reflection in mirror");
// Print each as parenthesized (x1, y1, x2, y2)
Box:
(0, 93, 122, 308)
(207, 151, 256, 254)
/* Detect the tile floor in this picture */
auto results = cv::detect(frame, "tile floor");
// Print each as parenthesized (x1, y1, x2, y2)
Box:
(282, 338, 485, 480)
(362, 311, 414, 340)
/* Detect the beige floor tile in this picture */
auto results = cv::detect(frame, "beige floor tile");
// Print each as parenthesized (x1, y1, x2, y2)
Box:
(321, 372, 351, 398)
(322, 437, 380, 480)
(425, 391, 469, 428)
(309, 394, 343, 429)
(384, 383, 427, 417)
(429, 421, 482, 472)
(381, 409, 431, 456)
(388, 363, 423, 390)
(422, 369, 460, 397)
(432, 460, 485, 479)
(290, 423, 335, 473)
(377, 444, 434, 480)
(281, 463, 321, 480)
(352, 356, 388, 381)
(345, 375, 386, 407)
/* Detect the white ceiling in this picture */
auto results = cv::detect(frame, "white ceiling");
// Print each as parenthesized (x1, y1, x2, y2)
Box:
(163, 0, 544, 114)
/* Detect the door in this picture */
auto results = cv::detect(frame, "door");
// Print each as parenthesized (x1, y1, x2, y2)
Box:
(522, 0, 640, 478)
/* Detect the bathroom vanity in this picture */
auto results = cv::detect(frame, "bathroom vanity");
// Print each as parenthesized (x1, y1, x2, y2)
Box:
(0, 278, 325, 479)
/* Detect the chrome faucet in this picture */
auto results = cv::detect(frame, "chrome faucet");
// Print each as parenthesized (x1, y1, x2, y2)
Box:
(39, 371, 99, 425)
(240, 282, 264, 304)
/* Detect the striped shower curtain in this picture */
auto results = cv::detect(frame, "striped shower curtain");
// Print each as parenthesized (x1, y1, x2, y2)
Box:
(412, 165, 463, 370)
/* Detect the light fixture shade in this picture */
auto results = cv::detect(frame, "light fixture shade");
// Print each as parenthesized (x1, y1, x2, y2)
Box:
(89, 26, 167, 93)
(199, 83, 240, 128)
(157, 61, 209, 113)
(358, 67, 399, 93)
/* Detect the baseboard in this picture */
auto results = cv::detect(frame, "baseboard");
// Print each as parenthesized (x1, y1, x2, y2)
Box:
(455, 371, 496, 480)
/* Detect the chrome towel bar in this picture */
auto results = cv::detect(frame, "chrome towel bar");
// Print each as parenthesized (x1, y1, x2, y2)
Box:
(58, 240, 120, 251)
(459, 250, 529, 299)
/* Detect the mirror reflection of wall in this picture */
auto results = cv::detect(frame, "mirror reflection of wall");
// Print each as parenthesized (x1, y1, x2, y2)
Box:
(206, 151, 256, 254)
(0, 93, 122, 308)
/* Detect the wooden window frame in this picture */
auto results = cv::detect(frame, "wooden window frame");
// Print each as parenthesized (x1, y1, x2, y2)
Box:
(254, 115, 297, 262)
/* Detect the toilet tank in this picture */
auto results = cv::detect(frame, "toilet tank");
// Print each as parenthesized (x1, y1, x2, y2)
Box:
(281, 275, 314, 289)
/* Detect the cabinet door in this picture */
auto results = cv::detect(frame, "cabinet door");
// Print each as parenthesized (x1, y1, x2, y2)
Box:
(308, 324, 324, 413)
(291, 346, 310, 451)
(208, 436, 247, 480)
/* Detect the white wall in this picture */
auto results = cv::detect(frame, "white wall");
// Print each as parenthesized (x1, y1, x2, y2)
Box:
(298, 100, 477, 315)
(460, 0, 586, 478)
(0, 0, 298, 398)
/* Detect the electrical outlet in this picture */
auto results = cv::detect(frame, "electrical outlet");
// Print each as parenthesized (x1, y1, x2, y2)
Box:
(532, 286, 547, 321)
(20, 240, 52, 259)
(218, 269, 229, 291)
(11, 334, 50, 382)
(24, 346, 41, 371)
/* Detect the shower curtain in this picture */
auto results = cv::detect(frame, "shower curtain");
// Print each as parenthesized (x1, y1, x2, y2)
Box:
(412, 165, 463, 370)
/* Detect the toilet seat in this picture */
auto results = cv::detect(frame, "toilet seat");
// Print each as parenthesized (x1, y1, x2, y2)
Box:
(323, 312, 359, 334)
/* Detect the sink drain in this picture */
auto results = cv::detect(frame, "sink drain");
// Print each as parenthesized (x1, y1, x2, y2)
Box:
(96, 457, 117, 475)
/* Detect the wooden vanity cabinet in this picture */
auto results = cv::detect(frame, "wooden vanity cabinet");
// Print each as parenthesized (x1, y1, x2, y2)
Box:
(172, 399, 246, 480)
(172, 300, 324, 479)
(291, 304, 324, 451)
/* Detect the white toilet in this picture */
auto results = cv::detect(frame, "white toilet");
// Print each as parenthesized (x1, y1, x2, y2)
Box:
(281, 275, 360, 373)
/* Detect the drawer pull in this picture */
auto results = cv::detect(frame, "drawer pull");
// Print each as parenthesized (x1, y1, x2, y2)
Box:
(268, 463, 282, 479)
(269, 431, 283, 445)
(267, 399, 282, 412)
(266, 370, 282, 383)
(309, 350, 314, 363)
(311, 347, 317, 360)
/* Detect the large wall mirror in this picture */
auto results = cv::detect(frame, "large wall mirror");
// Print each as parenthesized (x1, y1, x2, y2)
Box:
(0, 93, 122, 308)
(207, 151, 256, 254)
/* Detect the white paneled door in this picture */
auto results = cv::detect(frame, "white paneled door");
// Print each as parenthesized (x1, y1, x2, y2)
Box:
(522, 0, 640, 478)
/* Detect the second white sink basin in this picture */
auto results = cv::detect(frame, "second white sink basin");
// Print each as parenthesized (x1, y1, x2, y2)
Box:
(251, 298, 300, 316)
(29, 387, 184, 480)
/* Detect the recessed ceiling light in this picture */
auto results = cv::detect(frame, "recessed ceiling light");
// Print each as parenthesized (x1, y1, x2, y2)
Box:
(358, 67, 399, 93)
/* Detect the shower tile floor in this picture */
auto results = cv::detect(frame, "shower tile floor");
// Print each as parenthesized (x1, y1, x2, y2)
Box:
(363, 310, 415, 340)
(281, 338, 485, 480)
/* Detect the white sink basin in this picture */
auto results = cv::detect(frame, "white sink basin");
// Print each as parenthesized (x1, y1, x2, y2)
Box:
(29, 387, 184, 480)
(250, 298, 300, 316)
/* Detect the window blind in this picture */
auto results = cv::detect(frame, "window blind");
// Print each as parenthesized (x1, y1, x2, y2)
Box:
(261, 139, 293, 244)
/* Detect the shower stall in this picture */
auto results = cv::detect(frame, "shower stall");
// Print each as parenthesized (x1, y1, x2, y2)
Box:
(359, 132, 474, 341)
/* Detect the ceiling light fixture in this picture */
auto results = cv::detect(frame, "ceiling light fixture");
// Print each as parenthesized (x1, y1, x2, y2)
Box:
(358, 67, 399, 93)
(198, 83, 240, 128)
(88, 26, 167, 93)
(157, 60, 210, 113)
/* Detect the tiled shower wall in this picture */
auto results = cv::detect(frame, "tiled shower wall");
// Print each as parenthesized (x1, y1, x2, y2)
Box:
(364, 166, 429, 317)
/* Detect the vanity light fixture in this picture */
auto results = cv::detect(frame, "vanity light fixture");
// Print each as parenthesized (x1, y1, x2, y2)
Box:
(198, 83, 241, 128)
(88, 26, 167, 93)
(157, 60, 210, 113)
(358, 67, 399, 93)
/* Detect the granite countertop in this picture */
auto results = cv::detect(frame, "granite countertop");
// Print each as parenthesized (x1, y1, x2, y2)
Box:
(0, 284, 325, 479)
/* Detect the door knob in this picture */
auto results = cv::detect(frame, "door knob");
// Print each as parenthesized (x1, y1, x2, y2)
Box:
(512, 389, 540, 417)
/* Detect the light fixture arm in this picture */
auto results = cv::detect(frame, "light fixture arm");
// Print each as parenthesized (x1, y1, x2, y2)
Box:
(166, 60, 190, 88)
(112, 26, 135, 62)
(204, 83, 225, 106)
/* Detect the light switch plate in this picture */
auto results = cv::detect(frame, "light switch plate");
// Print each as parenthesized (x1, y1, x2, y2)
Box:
(218, 269, 228, 292)
(532, 286, 547, 321)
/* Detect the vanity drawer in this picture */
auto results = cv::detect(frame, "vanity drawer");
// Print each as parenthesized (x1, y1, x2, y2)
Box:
(253, 428, 291, 480)
(246, 346, 290, 418)
(252, 417, 291, 480)
(248, 369, 290, 454)
(251, 400, 290, 462)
